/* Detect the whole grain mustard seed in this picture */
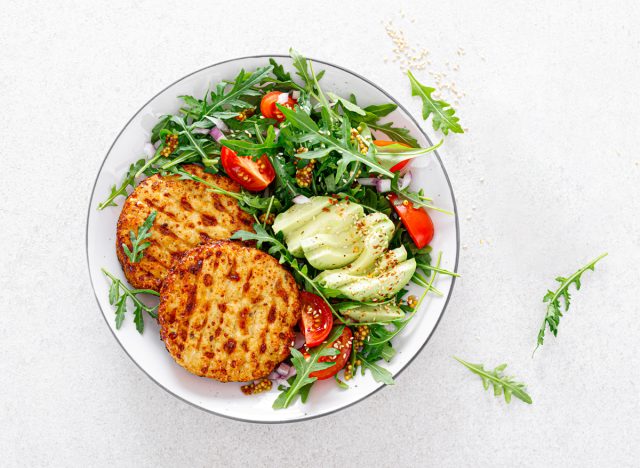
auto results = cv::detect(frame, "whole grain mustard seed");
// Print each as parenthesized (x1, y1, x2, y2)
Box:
(241, 378, 272, 395)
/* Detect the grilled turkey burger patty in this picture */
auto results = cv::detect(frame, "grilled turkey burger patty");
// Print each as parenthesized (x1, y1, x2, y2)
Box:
(158, 241, 301, 382)
(116, 164, 254, 291)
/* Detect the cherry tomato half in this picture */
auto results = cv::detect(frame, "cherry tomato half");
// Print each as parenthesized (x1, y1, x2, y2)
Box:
(220, 146, 275, 192)
(302, 327, 353, 380)
(299, 291, 334, 347)
(260, 91, 297, 122)
(373, 139, 412, 172)
(388, 193, 435, 249)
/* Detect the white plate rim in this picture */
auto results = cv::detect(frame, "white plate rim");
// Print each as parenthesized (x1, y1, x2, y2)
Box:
(85, 54, 460, 423)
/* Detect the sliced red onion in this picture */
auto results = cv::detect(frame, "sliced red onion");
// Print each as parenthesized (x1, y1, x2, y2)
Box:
(192, 127, 209, 135)
(291, 90, 300, 100)
(277, 92, 290, 104)
(376, 178, 392, 193)
(268, 371, 280, 380)
(357, 177, 378, 187)
(209, 117, 228, 132)
(277, 378, 291, 388)
(293, 195, 311, 204)
(398, 171, 412, 190)
(274, 127, 280, 139)
(276, 362, 291, 376)
(286, 366, 297, 378)
(143, 143, 155, 158)
(209, 126, 225, 142)
(294, 333, 306, 348)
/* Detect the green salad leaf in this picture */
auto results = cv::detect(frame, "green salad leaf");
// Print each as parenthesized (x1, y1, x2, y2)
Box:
(97, 159, 147, 210)
(122, 210, 157, 263)
(102, 268, 159, 334)
(407, 70, 463, 135)
(536, 253, 608, 351)
(273, 326, 343, 409)
(455, 357, 532, 404)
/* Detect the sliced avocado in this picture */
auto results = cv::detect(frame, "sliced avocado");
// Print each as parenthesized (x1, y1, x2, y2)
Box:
(373, 246, 408, 272)
(339, 302, 405, 323)
(315, 212, 394, 283)
(333, 258, 417, 302)
(272, 196, 332, 238)
(300, 232, 361, 270)
(274, 197, 365, 264)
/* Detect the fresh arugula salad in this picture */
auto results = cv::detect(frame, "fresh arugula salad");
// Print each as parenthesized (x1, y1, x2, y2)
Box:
(99, 49, 462, 409)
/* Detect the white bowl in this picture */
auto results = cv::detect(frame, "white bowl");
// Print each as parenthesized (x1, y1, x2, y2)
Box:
(86, 55, 459, 423)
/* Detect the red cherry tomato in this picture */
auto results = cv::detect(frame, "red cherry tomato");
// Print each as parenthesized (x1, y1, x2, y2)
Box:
(260, 91, 297, 122)
(388, 193, 435, 249)
(303, 327, 352, 380)
(373, 139, 412, 172)
(299, 291, 334, 347)
(220, 146, 275, 191)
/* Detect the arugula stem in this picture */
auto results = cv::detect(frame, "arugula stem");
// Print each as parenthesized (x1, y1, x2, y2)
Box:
(417, 262, 460, 277)
(101, 269, 159, 317)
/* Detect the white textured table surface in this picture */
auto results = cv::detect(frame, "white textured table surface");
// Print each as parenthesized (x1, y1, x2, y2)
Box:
(1, 1, 639, 466)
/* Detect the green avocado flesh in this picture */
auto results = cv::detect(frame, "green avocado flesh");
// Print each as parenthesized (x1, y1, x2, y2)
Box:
(273, 197, 364, 270)
(339, 302, 405, 323)
(274, 196, 417, 302)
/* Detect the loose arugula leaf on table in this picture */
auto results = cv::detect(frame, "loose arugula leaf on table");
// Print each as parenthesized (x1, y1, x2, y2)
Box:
(97, 159, 148, 210)
(454, 357, 532, 404)
(535, 253, 607, 351)
(122, 210, 157, 263)
(102, 268, 159, 334)
(407, 70, 463, 136)
(272, 326, 344, 409)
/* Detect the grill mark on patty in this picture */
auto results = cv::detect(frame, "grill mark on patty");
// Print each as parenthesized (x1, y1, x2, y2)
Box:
(201, 213, 218, 226)
(143, 198, 177, 220)
(180, 196, 194, 211)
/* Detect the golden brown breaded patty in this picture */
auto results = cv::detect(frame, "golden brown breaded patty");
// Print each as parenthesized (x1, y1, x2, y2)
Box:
(158, 241, 301, 382)
(116, 164, 254, 291)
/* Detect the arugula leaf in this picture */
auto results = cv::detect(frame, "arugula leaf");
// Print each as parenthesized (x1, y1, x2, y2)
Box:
(270, 154, 304, 205)
(328, 92, 366, 115)
(358, 354, 395, 385)
(334, 374, 349, 389)
(368, 122, 419, 147)
(220, 125, 279, 156)
(407, 70, 463, 136)
(199, 65, 273, 122)
(454, 357, 532, 404)
(277, 104, 393, 178)
(102, 268, 159, 334)
(273, 326, 343, 409)
(536, 253, 608, 351)
(269, 58, 293, 82)
(122, 210, 156, 263)
(97, 159, 146, 210)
